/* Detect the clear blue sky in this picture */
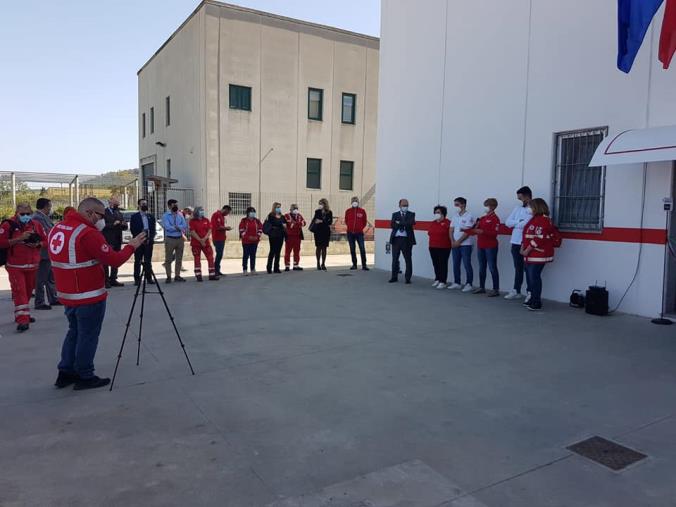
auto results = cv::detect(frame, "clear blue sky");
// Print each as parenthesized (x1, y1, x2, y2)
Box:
(0, 0, 380, 175)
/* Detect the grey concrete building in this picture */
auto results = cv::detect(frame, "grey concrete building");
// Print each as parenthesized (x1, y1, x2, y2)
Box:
(138, 1, 379, 216)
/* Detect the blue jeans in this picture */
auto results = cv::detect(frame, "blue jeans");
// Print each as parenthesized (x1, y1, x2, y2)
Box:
(58, 300, 107, 379)
(525, 263, 545, 306)
(452, 245, 473, 285)
(511, 244, 529, 293)
(243, 243, 258, 271)
(347, 232, 367, 267)
(214, 240, 225, 274)
(478, 247, 499, 290)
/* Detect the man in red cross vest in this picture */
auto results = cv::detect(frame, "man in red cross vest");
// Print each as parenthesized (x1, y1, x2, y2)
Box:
(49, 198, 146, 391)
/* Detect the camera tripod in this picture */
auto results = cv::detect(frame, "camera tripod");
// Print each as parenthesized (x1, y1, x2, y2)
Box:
(110, 264, 195, 391)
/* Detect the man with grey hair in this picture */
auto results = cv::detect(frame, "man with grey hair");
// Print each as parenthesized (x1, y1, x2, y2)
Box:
(102, 195, 127, 288)
(32, 197, 60, 310)
(49, 198, 146, 390)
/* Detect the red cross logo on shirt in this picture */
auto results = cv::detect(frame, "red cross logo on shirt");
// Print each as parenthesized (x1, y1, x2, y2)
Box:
(49, 232, 66, 255)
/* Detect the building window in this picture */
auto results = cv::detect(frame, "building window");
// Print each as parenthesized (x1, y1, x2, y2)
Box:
(166, 159, 171, 180)
(342, 93, 356, 124)
(228, 192, 252, 215)
(229, 84, 252, 111)
(553, 127, 608, 232)
(308, 88, 323, 121)
(142, 113, 146, 138)
(166, 96, 171, 126)
(306, 158, 322, 189)
(150, 107, 155, 134)
(339, 161, 354, 191)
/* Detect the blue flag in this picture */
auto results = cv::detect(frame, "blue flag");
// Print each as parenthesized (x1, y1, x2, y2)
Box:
(617, 0, 664, 73)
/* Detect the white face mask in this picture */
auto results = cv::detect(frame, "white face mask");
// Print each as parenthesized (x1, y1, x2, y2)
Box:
(291, 209, 299, 215)
(95, 218, 105, 231)
(526, 208, 533, 215)
(485, 207, 491, 213)
(434, 213, 442, 220)
(352, 202, 359, 208)
(249, 212, 256, 218)
(400, 206, 408, 213)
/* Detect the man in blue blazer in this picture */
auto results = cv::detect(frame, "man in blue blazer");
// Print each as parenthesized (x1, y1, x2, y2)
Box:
(130, 198, 156, 286)
(389, 198, 416, 284)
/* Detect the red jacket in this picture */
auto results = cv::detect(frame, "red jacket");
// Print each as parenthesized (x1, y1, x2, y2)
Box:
(239, 217, 263, 245)
(427, 218, 452, 249)
(190, 217, 211, 247)
(0, 216, 46, 270)
(344, 207, 368, 234)
(49, 211, 135, 306)
(476, 212, 501, 249)
(284, 212, 306, 238)
(521, 215, 560, 264)
(211, 211, 227, 242)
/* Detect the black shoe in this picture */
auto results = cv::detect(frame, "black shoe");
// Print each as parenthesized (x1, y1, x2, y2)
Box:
(175, 277, 186, 283)
(405, 280, 412, 285)
(16, 323, 29, 333)
(35, 304, 52, 310)
(51, 301, 63, 307)
(321, 265, 327, 271)
(166, 278, 172, 284)
(134, 280, 140, 287)
(29, 317, 36, 323)
(285, 267, 290, 272)
(317, 265, 322, 271)
(293, 266, 303, 271)
(350, 265, 358, 270)
(209, 275, 220, 281)
(54, 371, 79, 389)
(527, 302, 542, 312)
(362, 266, 370, 271)
(388, 278, 398, 283)
(146, 278, 155, 285)
(196, 276, 203, 282)
(274, 269, 282, 274)
(105, 282, 112, 289)
(110, 280, 124, 287)
(73, 376, 110, 391)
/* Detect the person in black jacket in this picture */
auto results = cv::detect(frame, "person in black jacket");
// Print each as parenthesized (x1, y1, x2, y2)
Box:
(263, 202, 287, 274)
(389, 198, 416, 284)
(311, 198, 333, 271)
(102, 196, 128, 288)
(130, 198, 156, 286)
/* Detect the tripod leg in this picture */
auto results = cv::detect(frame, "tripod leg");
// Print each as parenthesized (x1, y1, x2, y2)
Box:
(136, 266, 147, 367)
(150, 268, 195, 375)
(110, 266, 145, 391)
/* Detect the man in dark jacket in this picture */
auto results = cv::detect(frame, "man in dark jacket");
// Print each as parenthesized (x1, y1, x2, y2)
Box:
(32, 198, 60, 310)
(389, 198, 416, 284)
(130, 198, 156, 286)
(102, 196, 127, 288)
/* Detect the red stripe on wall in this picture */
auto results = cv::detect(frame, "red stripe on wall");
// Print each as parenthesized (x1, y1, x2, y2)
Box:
(374, 220, 667, 245)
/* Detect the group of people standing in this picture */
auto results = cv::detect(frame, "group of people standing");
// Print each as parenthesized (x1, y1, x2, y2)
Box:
(389, 186, 561, 311)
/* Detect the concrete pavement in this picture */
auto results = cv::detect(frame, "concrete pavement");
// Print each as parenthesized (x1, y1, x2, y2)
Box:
(1, 255, 676, 506)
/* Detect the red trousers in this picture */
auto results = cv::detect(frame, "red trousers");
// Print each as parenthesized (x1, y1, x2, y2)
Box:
(191, 242, 215, 277)
(7, 268, 36, 324)
(284, 236, 302, 267)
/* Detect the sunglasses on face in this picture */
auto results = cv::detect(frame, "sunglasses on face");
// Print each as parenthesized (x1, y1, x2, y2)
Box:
(18, 212, 31, 217)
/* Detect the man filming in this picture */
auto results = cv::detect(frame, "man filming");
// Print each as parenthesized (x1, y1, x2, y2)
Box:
(49, 198, 146, 391)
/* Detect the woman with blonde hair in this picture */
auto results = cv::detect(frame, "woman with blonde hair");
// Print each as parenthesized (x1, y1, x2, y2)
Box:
(310, 198, 333, 271)
(263, 201, 287, 274)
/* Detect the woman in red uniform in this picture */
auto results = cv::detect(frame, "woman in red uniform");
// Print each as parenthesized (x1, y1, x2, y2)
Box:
(472, 198, 501, 296)
(284, 203, 306, 271)
(427, 205, 452, 289)
(189, 206, 218, 282)
(0, 203, 47, 332)
(520, 198, 561, 311)
(239, 206, 263, 275)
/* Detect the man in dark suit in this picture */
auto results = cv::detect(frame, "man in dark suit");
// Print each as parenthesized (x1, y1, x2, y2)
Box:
(103, 196, 128, 288)
(389, 198, 416, 284)
(130, 198, 156, 286)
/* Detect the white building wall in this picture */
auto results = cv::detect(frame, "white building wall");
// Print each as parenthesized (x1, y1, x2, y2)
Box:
(376, 0, 676, 317)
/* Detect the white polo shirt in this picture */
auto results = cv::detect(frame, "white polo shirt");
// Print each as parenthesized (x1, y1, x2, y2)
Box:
(451, 210, 475, 245)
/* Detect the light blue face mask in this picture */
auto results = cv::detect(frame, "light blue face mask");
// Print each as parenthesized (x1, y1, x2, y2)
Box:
(19, 214, 31, 224)
(275, 207, 282, 214)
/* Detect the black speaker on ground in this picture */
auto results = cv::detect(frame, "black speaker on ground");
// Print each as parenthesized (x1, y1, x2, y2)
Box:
(585, 286, 609, 316)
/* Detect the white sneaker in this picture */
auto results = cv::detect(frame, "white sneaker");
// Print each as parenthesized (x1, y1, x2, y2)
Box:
(447, 283, 462, 290)
(436, 283, 447, 289)
(504, 289, 522, 300)
(462, 283, 474, 293)
(523, 292, 532, 305)
(432, 280, 440, 287)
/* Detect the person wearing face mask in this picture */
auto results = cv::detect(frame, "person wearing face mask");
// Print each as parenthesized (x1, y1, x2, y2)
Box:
(161, 199, 187, 283)
(427, 205, 452, 289)
(310, 198, 333, 271)
(49, 198, 146, 390)
(239, 206, 263, 275)
(283, 204, 306, 271)
(190, 206, 218, 281)
(129, 198, 156, 286)
(505, 186, 533, 301)
(211, 205, 232, 277)
(389, 198, 416, 284)
(448, 197, 475, 292)
(471, 198, 501, 297)
(0, 203, 47, 332)
(32, 198, 60, 310)
(263, 202, 287, 274)
(344, 196, 370, 271)
(102, 196, 128, 288)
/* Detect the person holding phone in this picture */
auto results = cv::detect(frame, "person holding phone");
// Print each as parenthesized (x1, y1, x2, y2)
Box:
(239, 207, 263, 275)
